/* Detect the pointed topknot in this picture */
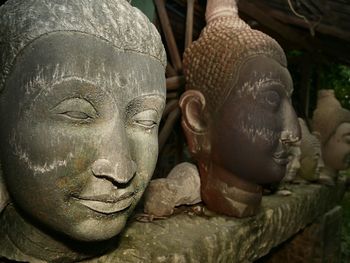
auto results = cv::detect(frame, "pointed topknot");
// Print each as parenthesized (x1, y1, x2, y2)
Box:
(205, 0, 238, 23)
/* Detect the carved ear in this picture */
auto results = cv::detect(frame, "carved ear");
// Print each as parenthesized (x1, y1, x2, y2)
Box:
(179, 90, 208, 134)
(0, 164, 10, 213)
(179, 90, 210, 157)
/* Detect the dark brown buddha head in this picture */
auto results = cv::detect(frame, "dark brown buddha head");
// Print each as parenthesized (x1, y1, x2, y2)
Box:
(180, 0, 300, 217)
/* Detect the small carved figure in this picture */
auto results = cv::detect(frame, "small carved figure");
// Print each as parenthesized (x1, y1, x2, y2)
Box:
(284, 142, 301, 182)
(312, 90, 350, 178)
(180, 0, 300, 217)
(0, 0, 166, 261)
(298, 118, 325, 182)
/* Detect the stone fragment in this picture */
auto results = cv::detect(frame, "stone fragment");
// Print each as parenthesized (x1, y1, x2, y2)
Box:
(144, 162, 201, 217)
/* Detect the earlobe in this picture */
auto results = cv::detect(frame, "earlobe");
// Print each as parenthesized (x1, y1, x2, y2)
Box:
(179, 90, 210, 157)
(0, 164, 10, 213)
(179, 90, 208, 134)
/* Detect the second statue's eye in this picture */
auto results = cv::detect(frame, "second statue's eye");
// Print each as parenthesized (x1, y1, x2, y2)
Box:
(136, 120, 156, 127)
(264, 90, 281, 108)
(132, 110, 158, 129)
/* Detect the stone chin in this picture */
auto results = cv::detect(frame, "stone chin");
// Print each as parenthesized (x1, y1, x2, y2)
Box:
(70, 214, 128, 242)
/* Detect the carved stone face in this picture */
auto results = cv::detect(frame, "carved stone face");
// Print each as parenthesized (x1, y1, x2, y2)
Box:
(299, 150, 324, 180)
(0, 32, 165, 241)
(322, 123, 350, 171)
(286, 145, 301, 180)
(298, 121, 324, 181)
(210, 56, 300, 184)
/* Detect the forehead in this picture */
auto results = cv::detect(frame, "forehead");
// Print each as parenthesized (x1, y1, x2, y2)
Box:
(4, 32, 165, 106)
(335, 122, 350, 136)
(235, 55, 293, 96)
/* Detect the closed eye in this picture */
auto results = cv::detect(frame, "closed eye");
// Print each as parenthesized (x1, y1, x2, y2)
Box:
(135, 120, 157, 128)
(132, 110, 158, 129)
(60, 111, 91, 120)
(51, 98, 98, 121)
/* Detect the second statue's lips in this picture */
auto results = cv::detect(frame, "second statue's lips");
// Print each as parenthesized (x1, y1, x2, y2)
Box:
(74, 191, 135, 214)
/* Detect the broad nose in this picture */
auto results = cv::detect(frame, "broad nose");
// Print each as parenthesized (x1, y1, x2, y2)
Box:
(281, 102, 301, 145)
(91, 158, 137, 184)
(91, 117, 137, 185)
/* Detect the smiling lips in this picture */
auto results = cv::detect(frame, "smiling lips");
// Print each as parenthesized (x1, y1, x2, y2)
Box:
(75, 191, 135, 214)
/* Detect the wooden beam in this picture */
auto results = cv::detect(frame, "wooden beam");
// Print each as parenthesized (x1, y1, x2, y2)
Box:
(154, 0, 183, 73)
(185, 0, 195, 49)
(166, 64, 177, 78)
(163, 99, 179, 117)
(166, 92, 179, 99)
(166, 75, 185, 91)
(268, 9, 350, 42)
(298, 55, 313, 118)
(238, 1, 314, 50)
(159, 108, 181, 152)
(238, 1, 350, 65)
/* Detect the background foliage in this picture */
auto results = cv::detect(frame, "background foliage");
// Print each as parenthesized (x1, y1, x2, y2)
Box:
(319, 63, 350, 110)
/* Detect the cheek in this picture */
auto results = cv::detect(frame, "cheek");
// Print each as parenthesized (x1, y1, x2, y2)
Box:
(338, 142, 350, 167)
(232, 105, 281, 152)
(329, 139, 350, 158)
(341, 139, 350, 154)
(127, 128, 159, 188)
(3, 116, 116, 202)
(300, 158, 316, 176)
(217, 105, 281, 151)
(322, 138, 350, 170)
(4, 131, 92, 197)
(10, 122, 98, 176)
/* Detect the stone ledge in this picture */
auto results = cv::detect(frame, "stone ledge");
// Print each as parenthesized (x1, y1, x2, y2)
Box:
(90, 177, 346, 263)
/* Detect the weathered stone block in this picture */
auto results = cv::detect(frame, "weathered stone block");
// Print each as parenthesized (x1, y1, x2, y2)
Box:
(87, 177, 345, 263)
(257, 206, 342, 263)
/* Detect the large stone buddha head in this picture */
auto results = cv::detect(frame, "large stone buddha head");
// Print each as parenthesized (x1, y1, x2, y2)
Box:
(180, 0, 300, 217)
(0, 0, 166, 261)
(312, 90, 350, 175)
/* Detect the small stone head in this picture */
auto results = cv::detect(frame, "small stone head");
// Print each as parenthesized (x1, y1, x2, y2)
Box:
(285, 142, 301, 182)
(312, 90, 350, 172)
(298, 118, 324, 181)
(0, 0, 166, 242)
(180, 0, 300, 216)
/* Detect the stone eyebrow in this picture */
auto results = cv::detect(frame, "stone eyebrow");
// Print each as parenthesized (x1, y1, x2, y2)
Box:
(237, 78, 290, 99)
(125, 95, 165, 119)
